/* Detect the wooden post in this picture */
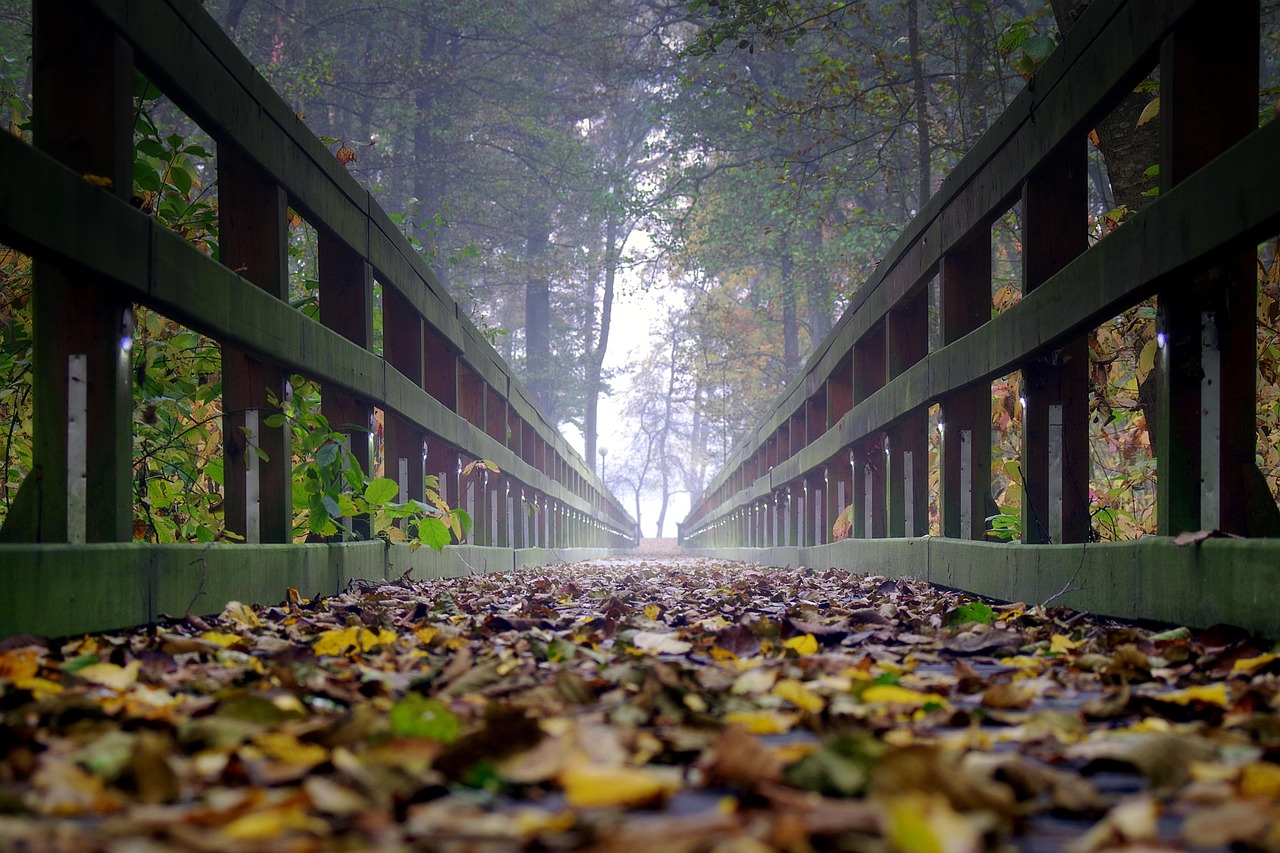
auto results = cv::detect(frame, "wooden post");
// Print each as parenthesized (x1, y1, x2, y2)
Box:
(853, 325, 887, 538)
(28, 0, 134, 543)
(319, 233, 374, 538)
(1021, 142, 1089, 543)
(887, 288, 929, 537)
(383, 285, 426, 512)
(939, 236, 992, 540)
(219, 147, 292, 543)
(1157, 1, 1261, 536)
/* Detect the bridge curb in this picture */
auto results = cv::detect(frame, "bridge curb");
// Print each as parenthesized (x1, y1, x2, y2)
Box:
(684, 537, 1280, 638)
(0, 542, 633, 638)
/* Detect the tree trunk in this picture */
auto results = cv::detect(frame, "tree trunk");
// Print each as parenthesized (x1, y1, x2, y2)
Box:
(908, 0, 931, 206)
(781, 248, 799, 377)
(584, 211, 618, 474)
(524, 223, 553, 413)
(1049, 0, 1159, 214)
(805, 223, 832, 343)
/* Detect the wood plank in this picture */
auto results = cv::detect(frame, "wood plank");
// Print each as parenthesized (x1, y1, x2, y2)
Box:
(28, 0, 133, 543)
(1021, 142, 1089, 544)
(1155, 0, 1260, 536)
(218, 145, 292, 544)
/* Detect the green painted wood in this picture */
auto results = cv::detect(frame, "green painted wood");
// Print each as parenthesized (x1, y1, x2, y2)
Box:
(686, 0, 1209, 533)
(0, 133, 630, 537)
(1155, 0, 1260, 536)
(29, 0, 134, 544)
(0, 540, 632, 638)
(218, 147, 292, 543)
(687, 536, 1280, 638)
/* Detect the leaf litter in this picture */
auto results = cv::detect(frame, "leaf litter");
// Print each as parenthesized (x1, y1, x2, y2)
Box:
(1, 557, 1279, 851)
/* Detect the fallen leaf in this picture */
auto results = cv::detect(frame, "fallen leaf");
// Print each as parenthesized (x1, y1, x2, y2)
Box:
(558, 760, 680, 807)
(632, 631, 693, 655)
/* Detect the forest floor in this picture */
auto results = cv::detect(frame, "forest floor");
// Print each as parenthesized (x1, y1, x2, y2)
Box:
(2, 556, 1279, 852)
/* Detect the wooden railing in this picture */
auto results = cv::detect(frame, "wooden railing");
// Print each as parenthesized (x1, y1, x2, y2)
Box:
(0, 0, 633, 636)
(681, 0, 1280, 634)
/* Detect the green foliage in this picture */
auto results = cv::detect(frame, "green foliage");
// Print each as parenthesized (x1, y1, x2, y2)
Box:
(389, 693, 461, 742)
(947, 600, 996, 626)
(270, 386, 478, 550)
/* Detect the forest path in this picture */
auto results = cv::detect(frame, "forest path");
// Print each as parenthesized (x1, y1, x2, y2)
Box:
(1, 557, 1276, 851)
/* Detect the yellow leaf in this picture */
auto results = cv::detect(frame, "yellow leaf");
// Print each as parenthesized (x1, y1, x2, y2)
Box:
(772, 678, 825, 713)
(1158, 682, 1229, 707)
(313, 626, 397, 656)
(1050, 634, 1081, 654)
(77, 660, 140, 691)
(883, 793, 978, 853)
(253, 732, 328, 767)
(1241, 761, 1280, 799)
(200, 631, 244, 649)
(643, 604, 661, 620)
(782, 634, 818, 656)
(0, 649, 41, 681)
(221, 601, 261, 628)
(81, 173, 113, 188)
(709, 646, 738, 662)
(414, 626, 440, 645)
(1232, 652, 1278, 674)
(14, 677, 64, 698)
(559, 762, 680, 808)
(221, 806, 326, 841)
(723, 710, 796, 735)
(860, 684, 948, 710)
(1136, 96, 1160, 128)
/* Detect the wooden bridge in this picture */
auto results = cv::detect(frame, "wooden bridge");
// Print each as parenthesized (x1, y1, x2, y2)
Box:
(0, 0, 634, 638)
(3, 0, 1280, 639)
(681, 0, 1280, 636)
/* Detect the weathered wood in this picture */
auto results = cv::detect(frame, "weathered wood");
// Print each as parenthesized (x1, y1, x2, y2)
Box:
(687, 0, 1207, 517)
(219, 146, 291, 544)
(939, 238, 991, 541)
(853, 324, 887, 538)
(28, 0, 133, 543)
(1020, 142, 1089, 543)
(1155, 0, 1259, 536)
(887, 289, 929, 537)
(318, 233, 375, 537)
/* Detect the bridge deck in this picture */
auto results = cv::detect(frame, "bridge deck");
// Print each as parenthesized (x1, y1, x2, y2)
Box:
(1, 556, 1273, 850)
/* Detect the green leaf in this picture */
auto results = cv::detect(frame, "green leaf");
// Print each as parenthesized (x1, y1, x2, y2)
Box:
(948, 601, 997, 626)
(315, 442, 339, 469)
(136, 139, 168, 160)
(416, 516, 451, 551)
(1022, 34, 1055, 65)
(451, 508, 473, 542)
(364, 477, 399, 506)
(263, 413, 287, 428)
(389, 693, 460, 742)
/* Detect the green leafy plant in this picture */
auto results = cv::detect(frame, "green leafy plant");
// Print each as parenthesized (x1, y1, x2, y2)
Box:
(267, 387, 481, 550)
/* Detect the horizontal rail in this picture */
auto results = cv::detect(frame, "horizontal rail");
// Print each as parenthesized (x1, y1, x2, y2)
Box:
(683, 0, 1279, 557)
(0, 0, 635, 560)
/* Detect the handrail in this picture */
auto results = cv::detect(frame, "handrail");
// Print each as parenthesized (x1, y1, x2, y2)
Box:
(0, 0, 634, 554)
(683, 0, 1279, 549)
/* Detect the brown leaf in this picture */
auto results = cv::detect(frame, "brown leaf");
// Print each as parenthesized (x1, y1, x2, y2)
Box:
(702, 724, 783, 789)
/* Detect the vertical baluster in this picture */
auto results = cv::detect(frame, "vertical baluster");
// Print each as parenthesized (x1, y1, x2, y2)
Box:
(383, 285, 426, 535)
(27, 0, 133, 543)
(1021, 142, 1089, 543)
(888, 289, 929, 537)
(1157, 1, 1266, 536)
(939, 237, 992, 540)
(319, 234, 373, 538)
(219, 147, 291, 543)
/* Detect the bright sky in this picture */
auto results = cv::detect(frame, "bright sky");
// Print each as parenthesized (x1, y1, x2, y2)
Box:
(558, 275, 691, 541)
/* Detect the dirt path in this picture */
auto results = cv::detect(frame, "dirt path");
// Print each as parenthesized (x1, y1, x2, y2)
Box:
(1, 557, 1277, 851)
